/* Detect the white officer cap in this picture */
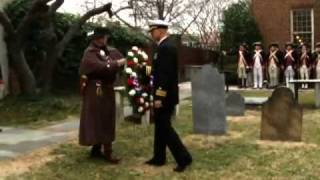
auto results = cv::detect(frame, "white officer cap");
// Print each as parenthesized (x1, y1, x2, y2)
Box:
(148, 19, 171, 32)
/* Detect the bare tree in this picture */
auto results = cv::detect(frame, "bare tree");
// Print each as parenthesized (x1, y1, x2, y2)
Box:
(192, 0, 234, 48)
(111, 0, 211, 36)
(0, 0, 114, 94)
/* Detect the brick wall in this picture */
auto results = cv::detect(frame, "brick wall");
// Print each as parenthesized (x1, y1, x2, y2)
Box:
(251, 0, 318, 49)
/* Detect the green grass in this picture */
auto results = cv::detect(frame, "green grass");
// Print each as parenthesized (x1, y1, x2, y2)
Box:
(0, 95, 81, 128)
(237, 90, 316, 109)
(6, 100, 320, 180)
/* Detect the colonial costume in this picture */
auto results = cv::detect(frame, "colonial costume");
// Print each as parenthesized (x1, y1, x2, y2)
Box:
(237, 43, 251, 88)
(267, 43, 283, 88)
(312, 43, 320, 79)
(252, 42, 265, 89)
(298, 44, 312, 88)
(79, 28, 124, 164)
(283, 42, 298, 87)
(146, 20, 192, 172)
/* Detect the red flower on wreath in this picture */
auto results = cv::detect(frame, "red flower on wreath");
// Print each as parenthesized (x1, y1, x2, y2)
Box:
(125, 46, 153, 115)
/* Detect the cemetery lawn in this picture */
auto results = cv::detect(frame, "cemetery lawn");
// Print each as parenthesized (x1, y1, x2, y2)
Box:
(0, 95, 81, 128)
(238, 90, 315, 108)
(5, 100, 320, 179)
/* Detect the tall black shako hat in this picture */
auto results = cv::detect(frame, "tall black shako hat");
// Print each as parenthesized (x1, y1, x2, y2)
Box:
(87, 27, 110, 40)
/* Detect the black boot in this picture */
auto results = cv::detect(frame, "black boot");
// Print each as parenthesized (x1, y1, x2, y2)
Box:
(103, 143, 121, 164)
(238, 79, 242, 89)
(90, 144, 103, 158)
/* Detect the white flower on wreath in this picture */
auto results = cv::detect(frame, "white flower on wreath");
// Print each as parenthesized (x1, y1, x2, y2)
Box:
(140, 97, 145, 104)
(129, 89, 136, 96)
(127, 51, 134, 57)
(132, 46, 139, 51)
(142, 93, 148, 97)
(133, 57, 139, 63)
(125, 68, 133, 74)
(138, 50, 143, 55)
(131, 72, 137, 78)
(145, 102, 149, 108)
(138, 106, 144, 113)
(142, 53, 148, 60)
(100, 50, 106, 56)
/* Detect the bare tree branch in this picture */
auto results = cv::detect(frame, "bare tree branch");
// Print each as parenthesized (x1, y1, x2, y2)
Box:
(114, 13, 153, 42)
(180, 0, 210, 36)
(112, 6, 132, 16)
(57, 3, 113, 57)
(0, 11, 15, 37)
(49, 0, 64, 14)
(16, 0, 50, 43)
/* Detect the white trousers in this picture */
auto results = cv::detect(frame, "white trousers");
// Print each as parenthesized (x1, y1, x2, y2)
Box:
(285, 66, 294, 87)
(268, 65, 278, 87)
(300, 65, 309, 88)
(253, 66, 263, 88)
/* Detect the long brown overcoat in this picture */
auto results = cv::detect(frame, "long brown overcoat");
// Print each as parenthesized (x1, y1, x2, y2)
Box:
(79, 43, 123, 146)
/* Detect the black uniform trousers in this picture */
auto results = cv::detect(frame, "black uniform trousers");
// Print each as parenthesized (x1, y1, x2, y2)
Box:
(152, 105, 192, 166)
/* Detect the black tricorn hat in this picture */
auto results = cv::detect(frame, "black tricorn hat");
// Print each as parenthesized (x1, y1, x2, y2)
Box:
(87, 27, 110, 40)
(300, 43, 310, 49)
(285, 42, 294, 47)
(269, 42, 279, 48)
(253, 42, 263, 47)
(239, 42, 248, 49)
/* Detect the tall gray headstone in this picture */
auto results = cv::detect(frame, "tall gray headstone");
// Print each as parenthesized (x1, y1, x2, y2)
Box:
(191, 64, 227, 135)
(226, 92, 245, 116)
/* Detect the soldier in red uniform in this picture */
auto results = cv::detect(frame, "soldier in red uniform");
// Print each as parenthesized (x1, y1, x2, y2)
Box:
(298, 43, 312, 88)
(312, 42, 320, 79)
(237, 43, 251, 88)
(283, 42, 298, 87)
(267, 43, 283, 88)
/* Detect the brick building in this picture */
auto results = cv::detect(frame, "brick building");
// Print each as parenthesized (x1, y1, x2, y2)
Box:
(251, 0, 320, 50)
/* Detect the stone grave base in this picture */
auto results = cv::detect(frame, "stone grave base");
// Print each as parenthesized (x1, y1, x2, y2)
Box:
(255, 140, 318, 149)
(227, 110, 260, 123)
(183, 131, 243, 149)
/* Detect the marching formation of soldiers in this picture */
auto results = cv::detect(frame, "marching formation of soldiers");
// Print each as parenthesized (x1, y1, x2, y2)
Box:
(236, 42, 320, 89)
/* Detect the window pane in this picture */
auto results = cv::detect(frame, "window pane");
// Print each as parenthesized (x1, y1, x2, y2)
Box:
(292, 9, 312, 33)
(293, 33, 312, 45)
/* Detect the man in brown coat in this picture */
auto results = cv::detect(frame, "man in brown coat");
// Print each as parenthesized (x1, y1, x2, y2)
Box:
(79, 28, 126, 164)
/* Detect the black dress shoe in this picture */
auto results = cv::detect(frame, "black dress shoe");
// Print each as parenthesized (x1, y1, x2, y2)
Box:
(145, 158, 166, 166)
(173, 158, 192, 172)
(90, 151, 103, 159)
(90, 144, 103, 159)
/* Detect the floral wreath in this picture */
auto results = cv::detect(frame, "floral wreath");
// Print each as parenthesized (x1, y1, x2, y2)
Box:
(125, 46, 153, 115)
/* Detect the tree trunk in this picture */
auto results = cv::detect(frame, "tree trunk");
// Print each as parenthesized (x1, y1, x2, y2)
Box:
(41, 46, 59, 93)
(7, 40, 36, 95)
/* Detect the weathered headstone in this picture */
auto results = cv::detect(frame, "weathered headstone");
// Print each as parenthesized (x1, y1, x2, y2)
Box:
(226, 92, 245, 116)
(261, 87, 303, 141)
(192, 64, 227, 135)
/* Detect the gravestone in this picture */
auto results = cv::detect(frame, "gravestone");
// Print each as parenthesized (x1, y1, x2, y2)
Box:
(261, 87, 303, 141)
(226, 92, 245, 116)
(192, 64, 227, 135)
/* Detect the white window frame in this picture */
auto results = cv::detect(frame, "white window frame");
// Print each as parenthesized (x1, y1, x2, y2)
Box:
(290, 8, 314, 50)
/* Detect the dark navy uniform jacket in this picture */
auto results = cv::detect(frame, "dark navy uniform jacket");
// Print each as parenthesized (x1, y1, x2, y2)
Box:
(152, 37, 179, 107)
